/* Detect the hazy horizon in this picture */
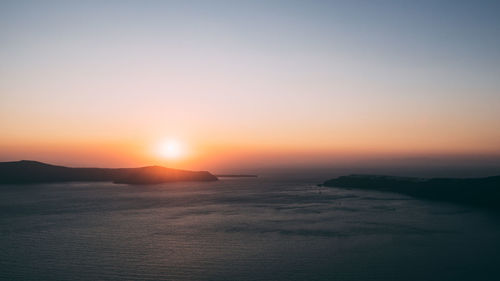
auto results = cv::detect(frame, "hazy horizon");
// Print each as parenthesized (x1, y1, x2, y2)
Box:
(1, 0, 500, 173)
(2, 2, 500, 280)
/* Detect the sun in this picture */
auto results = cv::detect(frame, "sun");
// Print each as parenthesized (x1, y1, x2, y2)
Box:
(157, 139, 185, 159)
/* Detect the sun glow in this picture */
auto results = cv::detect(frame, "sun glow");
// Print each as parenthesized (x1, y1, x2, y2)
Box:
(157, 139, 185, 160)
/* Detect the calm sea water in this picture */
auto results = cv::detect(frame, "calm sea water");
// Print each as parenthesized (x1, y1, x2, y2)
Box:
(1, 178, 499, 281)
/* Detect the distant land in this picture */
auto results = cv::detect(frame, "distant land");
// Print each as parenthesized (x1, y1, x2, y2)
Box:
(322, 174, 500, 209)
(0, 160, 218, 184)
(215, 174, 258, 178)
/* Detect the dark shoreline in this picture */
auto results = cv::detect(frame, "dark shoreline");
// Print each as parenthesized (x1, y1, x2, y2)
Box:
(321, 174, 500, 209)
(0, 160, 218, 185)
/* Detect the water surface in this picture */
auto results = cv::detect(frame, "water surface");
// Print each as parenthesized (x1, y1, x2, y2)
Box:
(1, 178, 499, 280)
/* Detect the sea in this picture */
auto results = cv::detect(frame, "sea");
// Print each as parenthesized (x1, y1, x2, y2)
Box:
(1, 177, 499, 281)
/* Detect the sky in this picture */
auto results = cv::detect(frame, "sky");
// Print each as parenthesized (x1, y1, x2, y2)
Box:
(1, 0, 500, 174)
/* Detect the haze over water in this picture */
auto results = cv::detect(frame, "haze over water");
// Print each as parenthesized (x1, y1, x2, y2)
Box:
(1, 178, 500, 281)
(1, 1, 500, 280)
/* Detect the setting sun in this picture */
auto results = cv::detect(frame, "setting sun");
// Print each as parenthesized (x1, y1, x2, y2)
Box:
(2, 1, 500, 280)
(157, 139, 185, 160)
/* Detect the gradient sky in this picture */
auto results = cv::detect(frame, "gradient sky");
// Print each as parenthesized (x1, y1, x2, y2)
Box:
(1, 0, 500, 172)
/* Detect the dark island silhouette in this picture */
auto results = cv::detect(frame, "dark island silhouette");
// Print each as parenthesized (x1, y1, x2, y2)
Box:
(322, 174, 500, 209)
(0, 160, 218, 184)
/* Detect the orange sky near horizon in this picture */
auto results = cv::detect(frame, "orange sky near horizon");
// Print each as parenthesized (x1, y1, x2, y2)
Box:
(1, 1, 500, 172)
(1, 129, 499, 172)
